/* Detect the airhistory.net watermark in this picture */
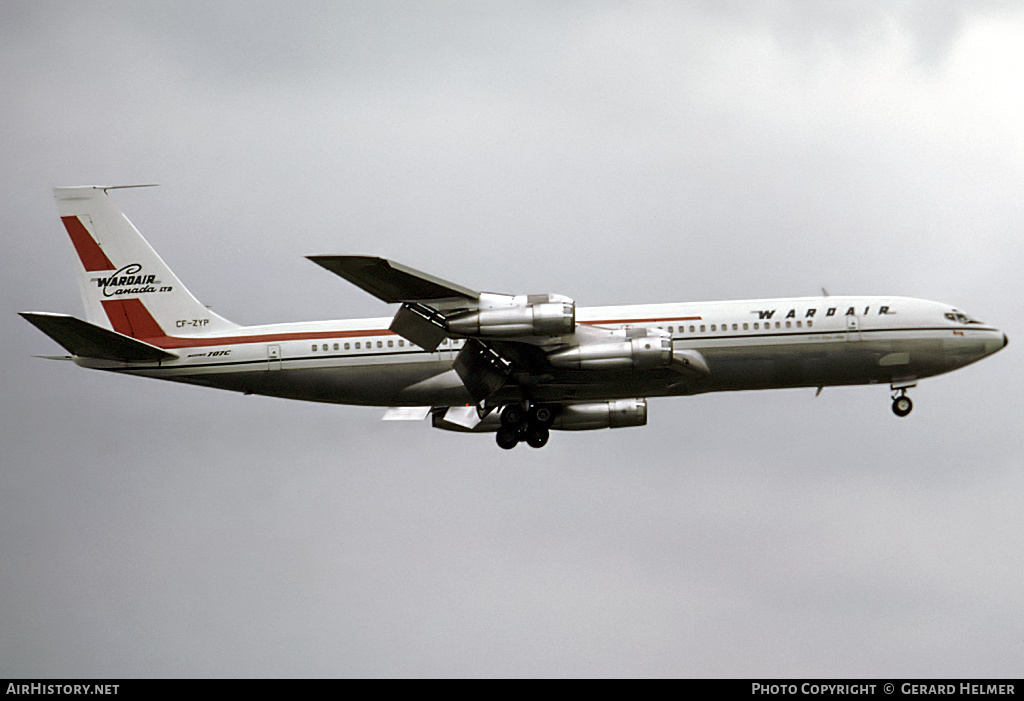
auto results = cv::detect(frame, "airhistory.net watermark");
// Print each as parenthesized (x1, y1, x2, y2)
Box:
(6, 685, 118, 695)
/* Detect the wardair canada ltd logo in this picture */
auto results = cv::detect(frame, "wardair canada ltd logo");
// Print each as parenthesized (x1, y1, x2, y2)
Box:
(92, 263, 172, 297)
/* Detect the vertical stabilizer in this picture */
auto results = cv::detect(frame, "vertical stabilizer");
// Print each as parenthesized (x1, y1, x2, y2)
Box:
(54, 187, 238, 339)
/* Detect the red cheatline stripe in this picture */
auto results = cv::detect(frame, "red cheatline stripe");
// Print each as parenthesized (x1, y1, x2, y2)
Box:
(583, 316, 702, 325)
(98, 302, 703, 349)
(62, 216, 115, 271)
(101, 297, 399, 347)
(155, 327, 399, 349)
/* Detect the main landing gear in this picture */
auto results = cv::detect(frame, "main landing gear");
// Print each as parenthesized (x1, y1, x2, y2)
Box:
(496, 403, 555, 450)
(891, 388, 913, 418)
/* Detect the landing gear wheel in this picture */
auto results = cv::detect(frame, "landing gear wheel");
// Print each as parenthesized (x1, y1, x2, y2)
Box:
(501, 405, 527, 428)
(496, 426, 520, 450)
(530, 405, 554, 427)
(892, 395, 913, 418)
(525, 425, 550, 449)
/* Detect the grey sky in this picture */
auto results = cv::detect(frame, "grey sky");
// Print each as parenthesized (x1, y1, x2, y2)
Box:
(1, 1, 1021, 677)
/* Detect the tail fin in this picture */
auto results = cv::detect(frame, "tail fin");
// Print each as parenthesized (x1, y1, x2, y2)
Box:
(54, 187, 238, 339)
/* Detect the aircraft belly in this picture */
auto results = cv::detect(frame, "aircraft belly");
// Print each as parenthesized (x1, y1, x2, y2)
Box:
(129, 356, 469, 407)
(109, 332, 996, 408)
(697, 336, 955, 391)
(257, 361, 470, 406)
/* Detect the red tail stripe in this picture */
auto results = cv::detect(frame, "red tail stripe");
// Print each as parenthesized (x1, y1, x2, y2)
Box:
(101, 299, 166, 339)
(62, 216, 115, 272)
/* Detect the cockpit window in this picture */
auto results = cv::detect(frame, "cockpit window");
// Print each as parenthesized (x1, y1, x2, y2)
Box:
(945, 312, 983, 324)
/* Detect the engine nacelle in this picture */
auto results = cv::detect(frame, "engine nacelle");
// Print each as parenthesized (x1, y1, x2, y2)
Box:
(551, 399, 648, 431)
(447, 296, 575, 337)
(431, 399, 647, 433)
(547, 337, 672, 371)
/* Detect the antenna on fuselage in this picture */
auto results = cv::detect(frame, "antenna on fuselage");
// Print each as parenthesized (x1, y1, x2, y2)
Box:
(100, 184, 160, 192)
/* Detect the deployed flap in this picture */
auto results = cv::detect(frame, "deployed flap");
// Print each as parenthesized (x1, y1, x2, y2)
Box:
(389, 303, 447, 352)
(382, 406, 432, 421)
(452, 339, 512, 402)
(307, 255, 479, 303)
(441, 405, 483, 430)
(20, 312, 177, 362)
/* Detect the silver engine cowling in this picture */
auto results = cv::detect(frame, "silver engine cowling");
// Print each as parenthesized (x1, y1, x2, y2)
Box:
(431, 399, 648, 432)
(547, 337, 673, 370)
(551, 399, 648, 430)
(447, 295, 575, 338)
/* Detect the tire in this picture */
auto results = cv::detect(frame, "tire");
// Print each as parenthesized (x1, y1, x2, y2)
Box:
(525, 426, 550, 449)
(892, 396, 913, 417)
(501, 405, 526, 427)
(496, 426, 520, 449)
(531, 405, 554, 426)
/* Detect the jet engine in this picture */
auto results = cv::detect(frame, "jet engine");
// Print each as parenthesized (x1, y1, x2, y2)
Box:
(431, 399, 647, 432)
(551, 399, 648, 430)
(547, 337, 673, 370)
(446, 295, 575, 337)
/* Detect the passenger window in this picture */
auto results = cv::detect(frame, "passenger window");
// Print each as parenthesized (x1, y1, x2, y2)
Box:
(334, 343, 339, 351)
(711, 324, 717, 331)
(786, 321, 791, 328)
(398, 340, 404, 347)
(311, 344, 317, 352)
(807, 320, 813, 328)
(355, 342, 360, 349)
(700, 325, 706, 332)
(754, 323, 759, 330)
(775, 322, 781, 329)
(743, 323, 749, 330)
(689, 325, 695, 333)
(732, 324, 738, 331)
(344, 342, 350, 350)
(322, 344, 328, 351)
(796, 321, 802, 328)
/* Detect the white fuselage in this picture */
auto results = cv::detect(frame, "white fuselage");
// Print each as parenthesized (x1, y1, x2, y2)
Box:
(75, 295, 1006, 408)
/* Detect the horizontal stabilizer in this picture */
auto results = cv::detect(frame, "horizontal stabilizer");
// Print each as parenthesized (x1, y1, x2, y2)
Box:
(307, 255, 478, 303)
(20, 312, 177, 362)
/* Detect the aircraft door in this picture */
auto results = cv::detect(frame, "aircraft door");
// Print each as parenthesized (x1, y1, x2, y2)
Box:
(436, 337, 455, 362)
(267, 344, 282, 370)
(845, 313, 861, 341)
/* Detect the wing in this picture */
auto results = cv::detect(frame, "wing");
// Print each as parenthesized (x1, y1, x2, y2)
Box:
(309, 255, 487, 352)
(309, 256, 709, 405)
(306, 255, 479, 303)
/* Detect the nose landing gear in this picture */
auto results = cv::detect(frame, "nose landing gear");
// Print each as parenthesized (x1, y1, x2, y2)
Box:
(891, 389, 913, 417)
(496, 403, 555, 450)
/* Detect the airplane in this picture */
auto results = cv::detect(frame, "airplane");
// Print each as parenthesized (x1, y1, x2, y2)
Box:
(21, 186, 1008, 450)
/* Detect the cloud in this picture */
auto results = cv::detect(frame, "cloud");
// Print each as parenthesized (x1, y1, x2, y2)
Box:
(2, 1, 1021, 677)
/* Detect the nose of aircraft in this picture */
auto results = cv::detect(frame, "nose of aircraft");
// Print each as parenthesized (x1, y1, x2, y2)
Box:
(980, 330, 1009, 358)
